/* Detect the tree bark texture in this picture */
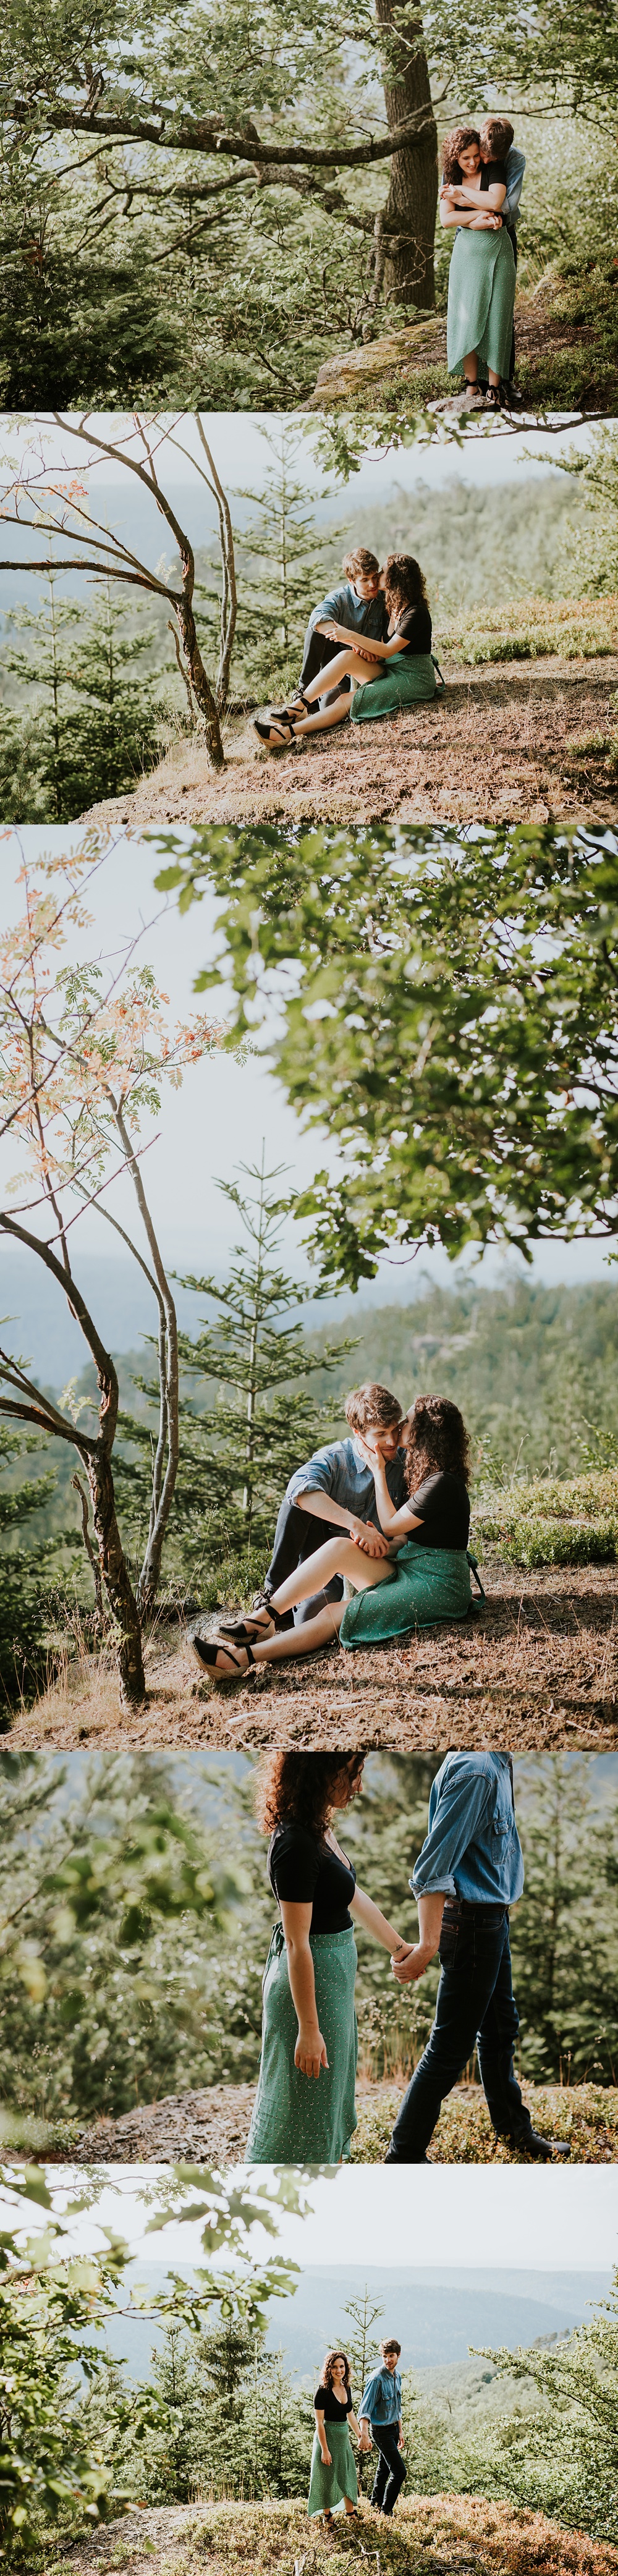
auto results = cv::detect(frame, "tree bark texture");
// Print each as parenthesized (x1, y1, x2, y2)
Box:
(375, 0, 438, 306)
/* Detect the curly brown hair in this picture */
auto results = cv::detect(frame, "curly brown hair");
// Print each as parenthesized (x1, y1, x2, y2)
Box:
(404, 1394, 472, 1494)
(255, 1751, 366, 1839)
(441, 125, 480, 184)
(320, 2350, 352, 2393)
(384, 554, 430, 622)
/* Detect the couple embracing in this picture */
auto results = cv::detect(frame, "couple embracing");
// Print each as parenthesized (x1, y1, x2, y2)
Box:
(253, 547, 441, 752)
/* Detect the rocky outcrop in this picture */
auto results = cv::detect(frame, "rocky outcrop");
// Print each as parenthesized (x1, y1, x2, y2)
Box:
(305, 313, 447, 404)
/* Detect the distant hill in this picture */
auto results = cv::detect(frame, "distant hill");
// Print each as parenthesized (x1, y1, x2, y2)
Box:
(98, 2261, 610, 2387)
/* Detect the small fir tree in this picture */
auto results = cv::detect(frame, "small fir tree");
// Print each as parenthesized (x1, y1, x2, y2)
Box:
(231, 425, 346, 697)
(116, 1155, 357, 1587)
(1, 572, 169, 820)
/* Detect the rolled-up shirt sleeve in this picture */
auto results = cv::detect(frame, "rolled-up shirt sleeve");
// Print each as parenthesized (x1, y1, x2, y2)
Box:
(286, 1452, 339, 1509)
(411, 1763, 492, 1896)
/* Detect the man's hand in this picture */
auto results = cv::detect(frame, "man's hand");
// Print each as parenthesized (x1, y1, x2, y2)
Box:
(391, 1943, 434, 1983)
(348, 1514, 390, 1557)
(358, 2433, 372, 2453)
(295, 2023, 329, 2077)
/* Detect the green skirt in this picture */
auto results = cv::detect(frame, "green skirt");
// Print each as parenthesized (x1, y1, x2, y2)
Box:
(308, 2421, 358, 2515)
(447, 226, 515, 378)
(350, 652, 436, 722)
(339, 1542, 473, 1648)
(245, 1921, 358, 2164)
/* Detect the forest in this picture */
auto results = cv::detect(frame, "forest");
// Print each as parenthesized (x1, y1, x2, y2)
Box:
(1, 0, 617, 405)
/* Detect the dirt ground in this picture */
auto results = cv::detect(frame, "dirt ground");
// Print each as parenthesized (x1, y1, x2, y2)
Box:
(82, 654, 618, 836)
(66, 2078, 618, 2169)
(9, 1561, 618, 1752)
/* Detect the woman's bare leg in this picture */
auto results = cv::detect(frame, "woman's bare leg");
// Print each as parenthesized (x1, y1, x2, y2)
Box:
(245, 1536, 394, 1666)
(300, 646, 359, 703)
(294, 650, 382, 738)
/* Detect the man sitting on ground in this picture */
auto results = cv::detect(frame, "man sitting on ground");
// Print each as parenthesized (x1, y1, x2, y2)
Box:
(219, 1380, 411, 1641)
(261, 548, 388, 734)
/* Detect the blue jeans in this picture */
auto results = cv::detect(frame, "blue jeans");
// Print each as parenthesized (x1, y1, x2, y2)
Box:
(370, 2423, 407, 2514)
(386, 1905, 533, 2162)
(265, 1494, 344, 1626)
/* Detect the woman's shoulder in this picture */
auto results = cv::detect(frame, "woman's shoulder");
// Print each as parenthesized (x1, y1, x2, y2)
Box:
(270, 1820, 320, 1858)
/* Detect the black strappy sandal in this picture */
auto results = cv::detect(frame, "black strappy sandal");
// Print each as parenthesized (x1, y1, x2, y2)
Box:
(217, 1602, 287, 1642)
(267, 688, 311, 722)
(189, 1635, 255, 1681)
(253, 716, 297, 748)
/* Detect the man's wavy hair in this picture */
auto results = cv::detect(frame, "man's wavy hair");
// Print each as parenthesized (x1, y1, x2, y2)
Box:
(342, 546, 379, 580)
(320, 2350, 352, 2393)
(383, 554, 430, 621)
(345, 1381, 402, 1433)
(255, 1751, 366, 1840)
(404, 1395, 472, 1493)
(441, 126, 480, 184)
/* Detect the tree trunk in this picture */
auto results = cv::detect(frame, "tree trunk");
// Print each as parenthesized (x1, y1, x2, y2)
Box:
(375, 0, 438, 307)
(174, 600, 225, 769)
(87, 1439, 146, 1705)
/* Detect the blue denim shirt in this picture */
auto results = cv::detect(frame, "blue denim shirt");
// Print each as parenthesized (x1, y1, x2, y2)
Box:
(360, 2365, 402, 2425)
(302, 582, 386, 670)
(286, 1436, 407, 1530)
(411, 1752, 524, 1906)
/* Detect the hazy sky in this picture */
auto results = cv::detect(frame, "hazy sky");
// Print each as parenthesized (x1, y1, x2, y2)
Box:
(2, 828, 615, 1308)
(1, 2164, 616, 2272)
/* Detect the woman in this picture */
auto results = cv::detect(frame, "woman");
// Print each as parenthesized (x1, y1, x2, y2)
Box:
(190, 1395, 481, 1683)
(244, 1752, 415, 2164)
(308, 2350, 362, 2527)
(254, 555, 437, 749)
(440, 125, 515, 405)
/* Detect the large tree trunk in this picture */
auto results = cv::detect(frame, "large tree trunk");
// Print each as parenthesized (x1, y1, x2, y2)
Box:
(375, 0, 438, 307)
(175, 599, 225, 769)
(87, 1441, 146, 1705)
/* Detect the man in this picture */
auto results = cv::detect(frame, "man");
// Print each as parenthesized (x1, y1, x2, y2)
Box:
(478, 116, 526, 401)
(286, 547, 387, 712)
(384, 1751, 572, 2165)
(358, 2339, 406, 2517)
(219, 1379, 409, 1641)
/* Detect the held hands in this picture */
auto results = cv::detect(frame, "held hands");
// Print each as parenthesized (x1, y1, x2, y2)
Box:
(348, 1513, 390, 1557)
(391, 1943, 434, 1983)
(358, 2434, 373, 2453)
(295, 2023, 329, 2078)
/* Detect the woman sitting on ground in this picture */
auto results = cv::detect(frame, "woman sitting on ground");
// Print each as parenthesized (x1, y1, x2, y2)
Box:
(254, 556, 437, 750)
(189, 1394, 480, 1683)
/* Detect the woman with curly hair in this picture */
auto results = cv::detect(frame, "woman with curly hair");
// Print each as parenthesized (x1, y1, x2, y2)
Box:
(308, 2350, 362, 2526)
(440, 125, 516, 405)
(245, 1752, 415, 2164)
(256, 554, 438, 748)
(193, 1396, 481, 1684)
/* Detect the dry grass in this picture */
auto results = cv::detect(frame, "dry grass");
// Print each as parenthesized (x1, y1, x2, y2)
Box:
(40, 2493, 618, 2576)
(9, 1561, 617, 1753)
(63, 2077, 618, 2169)
(80, 655, 618, 836)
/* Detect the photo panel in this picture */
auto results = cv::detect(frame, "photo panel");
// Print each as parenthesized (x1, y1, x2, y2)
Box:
(1, 2153, 617, 2572)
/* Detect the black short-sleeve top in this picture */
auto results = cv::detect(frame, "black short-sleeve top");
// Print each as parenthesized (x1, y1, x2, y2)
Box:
(480, 158, 509, 225)
(268, 1824, 357, 1932)
(405, 1471, 470, 1549)
(314, 2383, 353, 2421)
(389, 600, 432, 654)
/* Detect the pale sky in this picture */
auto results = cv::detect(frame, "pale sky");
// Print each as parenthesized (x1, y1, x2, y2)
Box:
(1, 2164, 616, 2272)
(1, 828, 615, 1303)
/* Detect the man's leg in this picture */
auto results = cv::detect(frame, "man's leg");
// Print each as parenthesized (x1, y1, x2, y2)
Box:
(264, 1495, 344, 1625)
(384, 1913, 506, 2162)
(370, 2427, 406, 2515)
(476, 1921, 566, 2154)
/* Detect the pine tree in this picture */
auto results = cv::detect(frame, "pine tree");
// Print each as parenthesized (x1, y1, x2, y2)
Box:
(0, 1427, 69, 1705)
(231, 425, 346, 697)
(116, 1156, 357, 1587)
(1, 572, 169, 820)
